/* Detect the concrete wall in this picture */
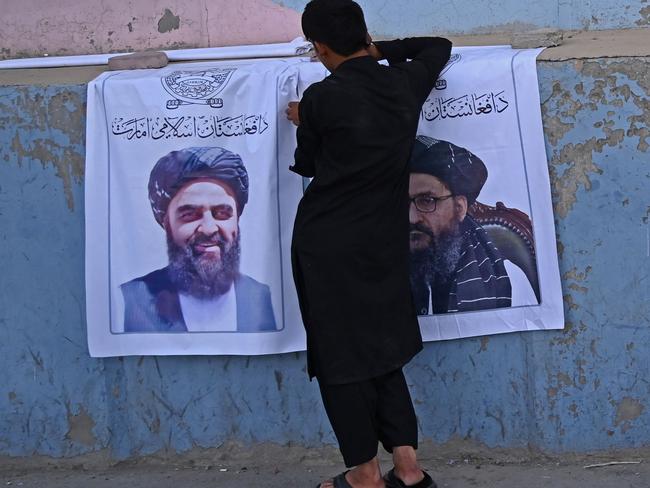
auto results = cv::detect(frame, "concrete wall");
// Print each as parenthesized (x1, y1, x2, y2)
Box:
(0, 0, 303, 60)
(2, 0, 650, 59)
(284, 0, 650, 36)
(1, 54, 649, 459)
(1, 0, 649, 462)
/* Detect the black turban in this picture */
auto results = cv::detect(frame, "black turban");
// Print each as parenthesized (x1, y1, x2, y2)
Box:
(409, 135, 488, 205)
(148, 146, 249, 227)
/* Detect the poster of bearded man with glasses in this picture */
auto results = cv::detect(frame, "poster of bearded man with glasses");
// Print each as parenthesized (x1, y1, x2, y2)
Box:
(408, 136, 539, 316)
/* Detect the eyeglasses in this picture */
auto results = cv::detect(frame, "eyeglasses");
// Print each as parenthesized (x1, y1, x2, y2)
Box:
(409, 194, 455, 213)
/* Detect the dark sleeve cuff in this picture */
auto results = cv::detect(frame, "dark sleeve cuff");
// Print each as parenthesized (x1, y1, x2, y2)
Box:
(375, 37, 452, 65)
(373, 40, 407, 65)
(289, 162, 315, 178)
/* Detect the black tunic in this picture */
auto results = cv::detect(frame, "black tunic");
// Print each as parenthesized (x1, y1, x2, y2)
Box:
(290, 38, 452, 385)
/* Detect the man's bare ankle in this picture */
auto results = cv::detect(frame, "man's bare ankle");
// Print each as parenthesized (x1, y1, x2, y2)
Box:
(345, 473, 385, 488)
(393, 467, 424, 485)
(345, 458, 385, 487)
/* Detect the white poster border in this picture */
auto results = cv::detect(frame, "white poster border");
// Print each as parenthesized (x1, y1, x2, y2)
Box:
(85, 48, 564, 357)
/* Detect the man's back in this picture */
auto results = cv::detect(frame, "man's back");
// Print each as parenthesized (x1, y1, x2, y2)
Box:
(290, 37, 452, 385)
(293, 55, 421, 250)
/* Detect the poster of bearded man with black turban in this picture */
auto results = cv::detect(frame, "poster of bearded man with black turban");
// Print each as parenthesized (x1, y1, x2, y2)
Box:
(408, 136, 540, 316)
(118, 146, 277, 333)
(86, 58, 309, 356)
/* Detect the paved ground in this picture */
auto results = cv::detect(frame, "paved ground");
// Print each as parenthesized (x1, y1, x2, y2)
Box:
(2, 443, 648, 487)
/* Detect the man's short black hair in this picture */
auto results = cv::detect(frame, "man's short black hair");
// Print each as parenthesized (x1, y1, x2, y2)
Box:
(302, 0, 368, 56)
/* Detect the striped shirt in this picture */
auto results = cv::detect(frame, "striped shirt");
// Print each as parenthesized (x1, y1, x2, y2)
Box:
(412, 216, 512, 315)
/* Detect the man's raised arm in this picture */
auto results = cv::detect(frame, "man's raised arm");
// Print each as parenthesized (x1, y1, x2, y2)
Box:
(373, 37, 453, 105)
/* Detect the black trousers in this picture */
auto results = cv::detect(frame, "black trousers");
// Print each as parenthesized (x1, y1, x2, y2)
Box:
(318, 368, 418, 467)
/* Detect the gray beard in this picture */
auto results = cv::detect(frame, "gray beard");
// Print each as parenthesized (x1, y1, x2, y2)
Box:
(410, 225, 464, 285)
(167, 232, 241, 300)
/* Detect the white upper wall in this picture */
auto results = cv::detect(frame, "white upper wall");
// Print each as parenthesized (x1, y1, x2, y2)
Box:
(1, 0, 648, 59)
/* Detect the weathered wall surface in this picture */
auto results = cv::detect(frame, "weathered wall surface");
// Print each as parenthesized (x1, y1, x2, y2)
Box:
(280, 0, 650, 36)
(0, 55, 648, 459)
(415, 57, 650, 452)
(1, 0, 650, 59)
(0, 0, 302, 60)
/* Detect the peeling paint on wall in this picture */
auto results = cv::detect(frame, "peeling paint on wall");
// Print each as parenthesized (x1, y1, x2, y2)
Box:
(550, 139, 605, 218)
(541, 82, 579, 147)
(0, 0, 302, 60)
(10, 136, 83, 210)
(274, 370, 284, 391)
(158, 8, 180, 33)
(636, 6, 650, 25)
(562, 267, 592, 295)
(533, 52, 650, 441)
(543, 59, 649, 219)
(581, 61, 650, 153)
(0, 88, 85, 210)
(275, 0, 650, 36)
(65, 405, 97, 447)
(549, 320, 588, 347)
(1, 56, 650, 459)
(614, 397, 645, 431)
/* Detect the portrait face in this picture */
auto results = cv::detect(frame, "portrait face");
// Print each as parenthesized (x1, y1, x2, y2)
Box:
(165, 178, 241, 299)
(409, 173, 467, 253)
(167, 178, 239, 254)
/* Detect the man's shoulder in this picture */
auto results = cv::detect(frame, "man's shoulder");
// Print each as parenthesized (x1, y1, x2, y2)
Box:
(121, 267, 173, 296)
(120, 267, 186, 332)
(234, 274, 277, 331)
(302, 80, 329, 101)
(235, 273, 271, 296)
(304, 74, 348, 97)
(462, 216, 488, 238)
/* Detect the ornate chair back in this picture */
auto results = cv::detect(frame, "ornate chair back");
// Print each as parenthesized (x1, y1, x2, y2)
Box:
(468, 201, 541, 302)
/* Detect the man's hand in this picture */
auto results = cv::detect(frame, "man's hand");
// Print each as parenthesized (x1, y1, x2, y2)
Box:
(367, 43, 383, 60)
(286, 101, 300, 126)
(365, 33, 383, 60)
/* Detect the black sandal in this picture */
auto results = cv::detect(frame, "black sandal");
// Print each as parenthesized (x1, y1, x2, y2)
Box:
(384, 468, 437, 488)
(316, 470, 353, 488)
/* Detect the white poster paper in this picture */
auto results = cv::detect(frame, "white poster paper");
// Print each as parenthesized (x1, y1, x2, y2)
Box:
(85, 46, 563, 357)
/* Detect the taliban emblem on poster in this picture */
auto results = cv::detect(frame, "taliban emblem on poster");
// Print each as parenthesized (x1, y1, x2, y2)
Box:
(435, 53, 461, 90)
(162, 68, 237, 109)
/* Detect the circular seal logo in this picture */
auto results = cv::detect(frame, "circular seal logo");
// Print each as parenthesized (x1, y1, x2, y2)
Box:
(162, 68, 237, 109)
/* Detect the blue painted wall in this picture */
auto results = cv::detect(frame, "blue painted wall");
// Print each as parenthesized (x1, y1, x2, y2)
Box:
(276, 0, 650, 35)
(1, 57, 649, 459)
